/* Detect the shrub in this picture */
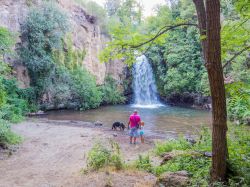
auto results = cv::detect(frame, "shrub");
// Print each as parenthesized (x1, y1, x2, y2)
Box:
(226, 82, 250, 124)
(0, 77, 30, 122)
(71, 68, 102, 110)
(87, 142, 111, 170)
(87, 141, 123, 171)
(0, 118, 22, 147)
(99, 76, 125, 105)
(155, 137, 192, 156)
(135, 154, 153, 173)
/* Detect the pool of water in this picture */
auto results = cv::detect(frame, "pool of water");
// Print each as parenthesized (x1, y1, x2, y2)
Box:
(46, 104, 211, 138)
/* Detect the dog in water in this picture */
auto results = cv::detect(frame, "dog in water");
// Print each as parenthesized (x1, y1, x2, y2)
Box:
(112, 122, 125, 131)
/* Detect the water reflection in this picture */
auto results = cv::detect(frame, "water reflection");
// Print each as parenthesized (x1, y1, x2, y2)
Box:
(46, 105, 211, 137)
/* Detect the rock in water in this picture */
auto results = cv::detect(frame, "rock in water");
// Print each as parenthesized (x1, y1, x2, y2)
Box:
(94, 121, 103, 126)
(186, 137, 197, 145)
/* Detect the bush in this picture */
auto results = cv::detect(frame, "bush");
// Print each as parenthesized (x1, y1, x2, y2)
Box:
(227, 125, 250, 186)
(71, 68, 102, 110)
(155, 137, 192, 156)
(0, 118, 22, 147)
(0, 77, 31, 123)
(20, 2, 69, 96)
(226, 82, 250, 124)
(87, 141, 123, 171)
(99, 76, 125, 105)
(135, 154, 153, 173)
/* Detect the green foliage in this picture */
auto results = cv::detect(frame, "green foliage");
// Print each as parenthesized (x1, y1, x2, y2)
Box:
(38, 66, 102, 110)
(99, 76, 125, 105)
(155, 137, 192, 156)
(87, 142, 111, 170)
(53, 34, 86, 70)
(156, 155, 211, 186)
(87, 141, 123, 171)
(105, 0, 142, 25)
(0, 27, 32, 123)
(19, 3, 107, 111)
(146, 27, 206, 97)
(19, 2, 103, 110)
(100, 1, 207, 97)
(148, 124, 249, 186)
(135, 155, 153, 173)
(227, 124, 250, 186)
(70, 68, 102, 110)
(0, 77, 30, 123)
(221, 0, 250, 124)
(20, 2, 69, 93)
(101, 0, 249, 126)
(0, 27, 15, 56)
(0, 27, 25, 147)
(226, 82, 250, 124)
(0, 119, 22, 147)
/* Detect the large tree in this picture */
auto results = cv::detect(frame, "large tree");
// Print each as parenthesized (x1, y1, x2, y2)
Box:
(192, 0, 228, 182)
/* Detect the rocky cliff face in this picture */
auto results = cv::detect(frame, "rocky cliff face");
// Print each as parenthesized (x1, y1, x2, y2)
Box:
(0, 0, 125, 86)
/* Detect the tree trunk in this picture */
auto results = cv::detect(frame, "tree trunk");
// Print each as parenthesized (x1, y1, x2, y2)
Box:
(192, 0, 207, 61)
(193, 0, 228, 182)
(206, 0, 228, 182)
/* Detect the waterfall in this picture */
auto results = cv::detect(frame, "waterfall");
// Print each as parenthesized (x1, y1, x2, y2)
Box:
(132, 55, 163, 108)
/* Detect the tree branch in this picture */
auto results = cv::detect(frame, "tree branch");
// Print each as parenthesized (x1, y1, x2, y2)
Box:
(127, 23, 198, 49)
(223, 45, 250, 69)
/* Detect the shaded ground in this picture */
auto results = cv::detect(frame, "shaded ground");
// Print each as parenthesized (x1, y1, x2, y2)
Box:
(0, 119, 159, 187)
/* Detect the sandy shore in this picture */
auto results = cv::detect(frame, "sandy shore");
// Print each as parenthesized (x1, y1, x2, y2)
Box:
(0, 119, 160, 187)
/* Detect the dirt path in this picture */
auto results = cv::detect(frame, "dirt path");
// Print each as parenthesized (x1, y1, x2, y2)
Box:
(0, 119, 158, 187)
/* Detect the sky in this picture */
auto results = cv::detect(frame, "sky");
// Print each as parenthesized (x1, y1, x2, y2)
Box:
(93, 0, 167, 17)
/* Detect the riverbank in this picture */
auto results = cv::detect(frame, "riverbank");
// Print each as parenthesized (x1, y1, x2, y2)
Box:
(0, 119, 160, 187)
(1, 119, 249, 186)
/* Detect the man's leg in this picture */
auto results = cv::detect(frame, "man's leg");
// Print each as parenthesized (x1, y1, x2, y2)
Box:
(130, 136, 133, 144)
(133, 137, 136, 144)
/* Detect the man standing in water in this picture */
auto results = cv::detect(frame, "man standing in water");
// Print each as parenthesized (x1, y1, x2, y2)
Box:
(128, 110, 141, 144)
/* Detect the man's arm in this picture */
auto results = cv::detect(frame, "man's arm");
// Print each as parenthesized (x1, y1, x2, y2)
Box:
(127, 121, 130, 129)
(138, 116, 141, 128)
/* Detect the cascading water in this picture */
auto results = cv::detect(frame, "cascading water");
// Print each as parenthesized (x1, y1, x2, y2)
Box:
(132, 55, 163, 108)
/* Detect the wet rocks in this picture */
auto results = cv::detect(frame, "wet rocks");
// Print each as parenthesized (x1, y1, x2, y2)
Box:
(27, 110, 47, 117)
(156, 170, 190, 187)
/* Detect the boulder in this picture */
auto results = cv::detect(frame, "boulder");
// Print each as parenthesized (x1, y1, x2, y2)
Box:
(156, 171, 190, 187)
(160, 153, 173, 165)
